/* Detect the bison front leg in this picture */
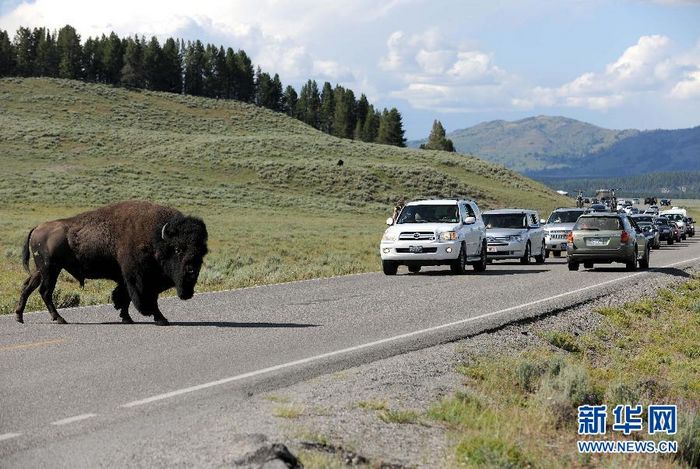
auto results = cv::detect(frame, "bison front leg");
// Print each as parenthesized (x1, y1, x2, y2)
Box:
(15, 271, 42, 323)
(111, 282, 133, 324)
(124, 278, 170, 326)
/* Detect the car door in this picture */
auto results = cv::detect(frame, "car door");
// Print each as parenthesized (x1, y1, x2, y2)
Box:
(460, 202, 476, 255)
(529, 212, 544, 252)
(628, 218, 647, 253)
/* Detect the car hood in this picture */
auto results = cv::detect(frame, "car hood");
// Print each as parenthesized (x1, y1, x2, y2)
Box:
(386, 223, 462, 235)
(485, 228, 526, 238)
(544, 223, 576, 232)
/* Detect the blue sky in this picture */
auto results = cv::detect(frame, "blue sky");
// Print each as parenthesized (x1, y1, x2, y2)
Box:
(1, 0, 699, 138)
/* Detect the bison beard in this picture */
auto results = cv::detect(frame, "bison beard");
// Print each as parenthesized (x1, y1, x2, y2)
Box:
(14, 201, 208, 326)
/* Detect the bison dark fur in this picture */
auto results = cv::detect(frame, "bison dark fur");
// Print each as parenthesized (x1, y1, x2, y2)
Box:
(15, 201, 208, 325)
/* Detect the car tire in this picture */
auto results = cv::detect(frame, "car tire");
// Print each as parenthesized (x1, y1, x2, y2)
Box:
(584, 262, 593, 269)
(668, 237, 674, 245)
(625, 247, 638, 271)
(382, 260, 398, 275)
(553, 250, 561, 258)
(520, 242, 531, 265)
(568, 261, 579, 271)
(639, 245, 650, 269)
(534, 241, 546, 264)
(408, 265, 421, 274)
(682, 234, 687, 241)
(473, 242, 487, 272)
(545, 249, 550, 259)
(451, 244, 468, 275)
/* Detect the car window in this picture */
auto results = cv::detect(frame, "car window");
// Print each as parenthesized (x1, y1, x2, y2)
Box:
(464, 203, 475, 218)
(574, 217, 622, 231)
(547, 210, 584, 224)
(483, 213, 527, 229)
(397, 205, 459, 224)
(529, 214, 538, 226)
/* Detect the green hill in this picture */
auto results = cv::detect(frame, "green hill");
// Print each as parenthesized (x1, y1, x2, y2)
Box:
(0, 78, 569, 314)
(410, 116, 638, 172)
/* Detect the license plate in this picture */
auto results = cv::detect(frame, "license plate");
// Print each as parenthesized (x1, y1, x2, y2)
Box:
(487, 246, 498, 253)
(409, 245, 423, 253)
(586, 238, 607, 246)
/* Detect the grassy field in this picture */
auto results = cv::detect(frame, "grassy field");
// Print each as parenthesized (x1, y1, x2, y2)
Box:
(0, 77, 570, 315)
(674, 199, 700, 220)
(429, 278, 700, 468)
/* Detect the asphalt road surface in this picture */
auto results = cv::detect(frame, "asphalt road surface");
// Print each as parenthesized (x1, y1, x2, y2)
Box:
(2, 235, 699, 466)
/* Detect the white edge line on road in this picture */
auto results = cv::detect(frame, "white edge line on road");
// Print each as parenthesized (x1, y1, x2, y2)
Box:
(0, 433, 22, 442)
(121, 256, 700, 409)
(50, 413, 97, 426)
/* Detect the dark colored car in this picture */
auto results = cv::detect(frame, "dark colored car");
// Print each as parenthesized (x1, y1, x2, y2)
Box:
(684, 217, 695, 237)
(589, 203, 609, 212)
(655, 217, 675, 244)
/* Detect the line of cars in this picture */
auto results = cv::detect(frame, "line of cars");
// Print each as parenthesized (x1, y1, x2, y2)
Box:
(379, 199, 695, 275)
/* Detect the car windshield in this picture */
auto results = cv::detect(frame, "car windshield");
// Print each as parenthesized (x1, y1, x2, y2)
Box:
(547, 210, 584, 224)
(482, 213, 527, 229)
(665, 214, 683, 221)
(397, 204, 459, 224)
(633, 216, 654, 223)
(574, 217, 622, 231)
(655, 218, 669, 226)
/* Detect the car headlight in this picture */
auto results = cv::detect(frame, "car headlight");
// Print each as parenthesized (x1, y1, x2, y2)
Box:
(509, 235, 523, 242)
(382, 231, 397, 241)
(439, 231, 458, 241)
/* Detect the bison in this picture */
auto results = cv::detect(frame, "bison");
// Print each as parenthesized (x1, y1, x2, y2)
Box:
(15, 201, 208, 326)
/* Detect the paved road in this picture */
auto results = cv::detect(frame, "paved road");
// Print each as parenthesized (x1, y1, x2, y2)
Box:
(1, 235, 699, 466)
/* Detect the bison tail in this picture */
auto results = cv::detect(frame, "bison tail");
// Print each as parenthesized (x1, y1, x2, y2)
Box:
(21, 227, 36, 273)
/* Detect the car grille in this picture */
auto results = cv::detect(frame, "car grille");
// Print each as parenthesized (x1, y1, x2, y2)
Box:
(487, 236, 510, 245)
(547, 230, 569, 240)
(395, 247, 438, 253)
(399, 231, 435, 241)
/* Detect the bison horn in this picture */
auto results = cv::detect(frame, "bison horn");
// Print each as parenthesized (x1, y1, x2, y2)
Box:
(161, 223, 169, 240)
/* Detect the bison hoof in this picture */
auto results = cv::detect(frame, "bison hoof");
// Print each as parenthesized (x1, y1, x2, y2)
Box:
(53, 316, 68, 324)
(154, 318, 170, 326)
(15, 313, 24, 324)
(121, 315, 134, 324)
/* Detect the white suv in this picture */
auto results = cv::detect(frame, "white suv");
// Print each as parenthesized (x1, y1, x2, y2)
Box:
(380, 199, 487, 275)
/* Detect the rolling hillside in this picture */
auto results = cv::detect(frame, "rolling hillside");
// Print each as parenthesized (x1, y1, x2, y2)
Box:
(0, 77, 569, 314)
(409, 116, 700, 177)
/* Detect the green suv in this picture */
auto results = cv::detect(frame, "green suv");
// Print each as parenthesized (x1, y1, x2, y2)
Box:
(566, 213, 650, 271)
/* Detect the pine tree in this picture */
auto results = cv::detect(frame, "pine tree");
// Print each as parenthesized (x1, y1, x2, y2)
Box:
(282, 85, 298, 117)
(354, 94, 369, 139)
(34, 28, 58, 77)
(319, 81, 335, 134)
(143, 36, 163, 90)
(56, 25, 82, 79)
(14, 27, 36, 77)
(102, 32, 123, 84)
(161, 38, 182, 93)
(295, 79, 320, 128)
(183, 40, 205, 95)
(233, 49, 255, 102)
(332, 85, 356, 139)
(120, 36, 144, 88)
(0, 29, 15, 76)
(377, 108, 406, 147)
(82, 36, 103, 82)
(361, 106, 380, 142)
(420, 120, 455, 152)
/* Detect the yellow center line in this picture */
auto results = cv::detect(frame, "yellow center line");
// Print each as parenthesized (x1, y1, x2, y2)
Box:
(0, 339, 67, 352)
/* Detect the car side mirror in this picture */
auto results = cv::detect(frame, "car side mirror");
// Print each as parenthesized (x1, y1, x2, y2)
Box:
(464, 216, 476, 225)
(386, 217, 394, 226)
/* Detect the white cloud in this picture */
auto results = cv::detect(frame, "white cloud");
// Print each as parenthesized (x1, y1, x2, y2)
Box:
(671, 70, 700, 98)
(381, 29, 515, 111)
(517, 35, 700, 110)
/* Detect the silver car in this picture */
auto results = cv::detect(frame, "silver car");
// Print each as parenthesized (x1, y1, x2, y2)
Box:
(483, 209, 545, 264)
(542, 208, 586, 257)
(567, 213, 650, 271)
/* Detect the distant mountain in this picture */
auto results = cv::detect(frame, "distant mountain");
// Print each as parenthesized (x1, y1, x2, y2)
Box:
(409, 116, 700, 177)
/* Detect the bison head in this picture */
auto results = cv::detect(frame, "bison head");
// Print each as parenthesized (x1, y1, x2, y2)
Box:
(158, 215, 209, 300)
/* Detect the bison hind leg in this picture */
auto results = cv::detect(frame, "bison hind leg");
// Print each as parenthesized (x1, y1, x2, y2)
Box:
(111, 283, 133, 324)
(15, 271, 42, 323)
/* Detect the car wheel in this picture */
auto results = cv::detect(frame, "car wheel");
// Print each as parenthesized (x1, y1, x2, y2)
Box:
(382, 260, 398, 275)
(545, 249, 550, 259)
(451, 244, 468, 275)
(584, 262, 593, 269)
(473, 242, 487, 272)
(682, 234, 687, 241)
(408, 265, 421, 274)
(520, 242, 531, 265)
(553, 250, 561, 258)
(639, 245, 650, 269)
(534, 241, 546, 264)
(568, 261, 579, 271)
(668, 237, 674, 245)
(625, 247, 638, 271)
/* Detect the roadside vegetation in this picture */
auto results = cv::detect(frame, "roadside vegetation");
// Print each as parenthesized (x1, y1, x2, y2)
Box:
(430, 277, 700, 468)
(0, 77, 569, 315)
